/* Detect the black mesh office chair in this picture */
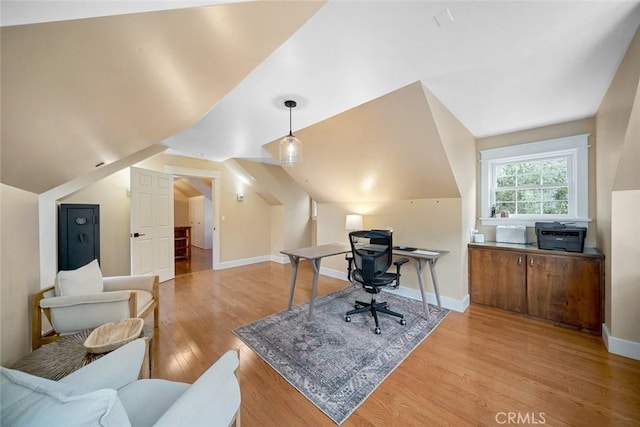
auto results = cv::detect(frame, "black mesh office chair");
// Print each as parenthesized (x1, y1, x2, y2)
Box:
(346, 230, 409, 334)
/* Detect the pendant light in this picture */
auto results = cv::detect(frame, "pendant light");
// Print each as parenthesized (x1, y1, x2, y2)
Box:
(279, 100, 302, 167)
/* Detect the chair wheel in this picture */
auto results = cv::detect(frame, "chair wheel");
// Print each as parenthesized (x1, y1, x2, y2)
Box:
(345, 316, 351, 322)
(375, 327, 381, 334)
(400, 318, 407, 326)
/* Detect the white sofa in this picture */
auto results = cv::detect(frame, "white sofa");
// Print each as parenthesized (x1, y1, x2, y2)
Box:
(32, 260, 159, 349)
(1, 339, 241, 427)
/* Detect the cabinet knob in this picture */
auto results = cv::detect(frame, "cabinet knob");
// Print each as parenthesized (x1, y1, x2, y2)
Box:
(530, 258, 534, 267)
(518, 256, 522, 265)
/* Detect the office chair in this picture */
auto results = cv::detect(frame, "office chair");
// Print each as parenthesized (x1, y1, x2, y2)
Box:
(346, 230, 409, 334)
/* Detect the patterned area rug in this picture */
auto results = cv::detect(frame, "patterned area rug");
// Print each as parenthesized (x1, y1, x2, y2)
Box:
(233, 286, 449, 425)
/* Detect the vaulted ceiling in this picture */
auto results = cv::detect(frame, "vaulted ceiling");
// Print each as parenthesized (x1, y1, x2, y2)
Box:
(1, 1, 639, 196)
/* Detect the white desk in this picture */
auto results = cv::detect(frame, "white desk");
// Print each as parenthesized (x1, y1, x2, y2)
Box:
(281, 243, 351, 320)
(392, 247, 449, 321)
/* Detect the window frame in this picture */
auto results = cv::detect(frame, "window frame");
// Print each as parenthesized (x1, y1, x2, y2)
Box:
(479, 134, 590, 227)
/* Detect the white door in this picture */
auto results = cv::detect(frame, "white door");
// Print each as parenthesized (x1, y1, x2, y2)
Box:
(189, 196, 205, 248)
(130, 167, 175, 282)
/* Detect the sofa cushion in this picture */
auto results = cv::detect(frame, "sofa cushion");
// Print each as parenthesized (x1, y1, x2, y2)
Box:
(55, 259, 103, 296)
(0, 366, 130, 427)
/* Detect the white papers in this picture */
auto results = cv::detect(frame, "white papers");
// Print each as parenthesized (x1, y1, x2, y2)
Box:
(413, 249, 440, 256)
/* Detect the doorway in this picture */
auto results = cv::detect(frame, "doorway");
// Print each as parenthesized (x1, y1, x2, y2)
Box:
(172, 173, 217, 276)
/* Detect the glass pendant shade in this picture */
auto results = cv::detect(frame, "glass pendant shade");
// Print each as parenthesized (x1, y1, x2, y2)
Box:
(279, 100, 302, 167)
(279, 133, 302, 167)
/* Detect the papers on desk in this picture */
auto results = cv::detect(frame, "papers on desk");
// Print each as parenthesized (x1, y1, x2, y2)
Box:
(412, 249, 440, 256)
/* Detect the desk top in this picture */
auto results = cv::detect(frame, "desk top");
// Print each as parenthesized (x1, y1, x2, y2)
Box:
(282, 242, 448, 261)
(393, 247, 449, 260)
(281, 242, 351, 260)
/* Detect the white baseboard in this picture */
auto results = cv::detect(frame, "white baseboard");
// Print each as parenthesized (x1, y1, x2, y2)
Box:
(320, 267, 469, 313)
(217, 255, 273, 270)
(271, 254, 289, 264)
(602, 324, 640, 361)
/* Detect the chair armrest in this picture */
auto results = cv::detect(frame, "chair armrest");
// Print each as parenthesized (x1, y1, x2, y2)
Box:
(40, 291, 132, 308)
(154, 350, 241, 427)
(39, 291, 136, 334)
(393, 258, 409, 267)
(103, 275, 157, 293)
(59, 339, 148, 393)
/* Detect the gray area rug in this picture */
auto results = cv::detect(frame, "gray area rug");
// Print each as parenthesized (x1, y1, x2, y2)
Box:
(233, 286, 449, 425)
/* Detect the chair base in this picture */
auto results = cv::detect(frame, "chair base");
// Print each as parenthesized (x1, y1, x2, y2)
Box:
(345, 297, 406, 334)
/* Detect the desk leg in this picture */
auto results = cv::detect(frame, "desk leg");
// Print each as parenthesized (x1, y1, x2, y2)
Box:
(287, 255, 300, 310)
(308, 258, 322, 321)
(414, 259, 431, 322)
(429, 259, 442, 310)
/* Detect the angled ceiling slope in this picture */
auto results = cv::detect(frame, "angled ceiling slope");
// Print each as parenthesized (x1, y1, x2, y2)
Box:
(613, 39, 640, 192)
(265, 81, 460, 204)
(0, 1, 326, 194)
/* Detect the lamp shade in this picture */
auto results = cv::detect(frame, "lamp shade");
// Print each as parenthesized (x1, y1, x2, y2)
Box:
(279, 134, 302, 167)
(345, 214, 363, 230)
(279, 99, 302, 167)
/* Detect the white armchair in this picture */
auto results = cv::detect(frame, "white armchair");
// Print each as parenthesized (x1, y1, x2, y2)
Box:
(31, 260, 159, 349)
(1, 339, 241, 427)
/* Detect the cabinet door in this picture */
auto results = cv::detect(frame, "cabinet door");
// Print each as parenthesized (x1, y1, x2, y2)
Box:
(527, 254, 601, 332)
(469, 248, 527, 313)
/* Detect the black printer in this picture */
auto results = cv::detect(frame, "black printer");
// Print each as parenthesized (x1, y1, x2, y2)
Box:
(535, 222, 587, 253)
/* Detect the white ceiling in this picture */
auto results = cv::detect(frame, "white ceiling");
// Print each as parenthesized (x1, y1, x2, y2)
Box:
(2, 1, 640, 167)
(165, 0, 640, 162)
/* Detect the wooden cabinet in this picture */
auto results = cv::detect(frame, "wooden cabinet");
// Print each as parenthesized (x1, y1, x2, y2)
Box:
(469, 243, 604, 334)
(174, 226, 191, 260)
(469, 248, 526, 313)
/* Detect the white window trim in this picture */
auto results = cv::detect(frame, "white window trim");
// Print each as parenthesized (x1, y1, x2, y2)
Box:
(479, 134, 591, 227)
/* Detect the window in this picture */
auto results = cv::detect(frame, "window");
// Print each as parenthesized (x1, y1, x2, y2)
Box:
(480, 134, 589, 226)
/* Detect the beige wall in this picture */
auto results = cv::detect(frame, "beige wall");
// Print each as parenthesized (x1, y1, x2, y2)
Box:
(596, 27, 640, 343)
(313, 84, 476, 307)
(317, 199, 466, 301)
(1, 184, 40, 365)
(475, 118, 596, 246)
(217, 166, 271, 262)
(234, 160, 311, 255)
(611, 190, 640, 340)
(425, 84, 477, 301)
(174, 190, 190, 227)
(60, 169, 131, 276)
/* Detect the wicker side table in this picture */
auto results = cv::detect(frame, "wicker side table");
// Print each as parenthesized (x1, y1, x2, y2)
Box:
(11, 325, 152, 380)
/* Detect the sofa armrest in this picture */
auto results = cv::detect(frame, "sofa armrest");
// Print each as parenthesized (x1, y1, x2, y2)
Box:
(154, 350, 241, 427)
(59, 338, 147, 393)
(103, 275, 157, 293)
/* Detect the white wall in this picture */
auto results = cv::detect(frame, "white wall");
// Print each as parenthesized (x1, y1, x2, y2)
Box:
(1, 184, 40, 365)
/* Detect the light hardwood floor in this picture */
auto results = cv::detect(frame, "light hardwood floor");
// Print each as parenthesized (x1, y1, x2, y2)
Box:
(174, 246, 212, 276)
(150, 262, 640, 426)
